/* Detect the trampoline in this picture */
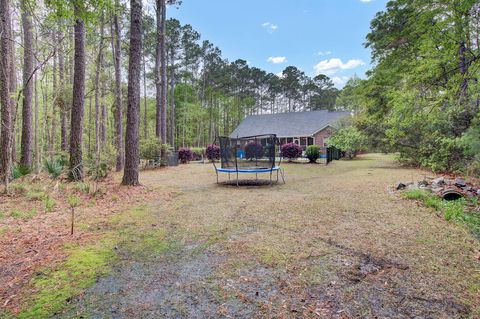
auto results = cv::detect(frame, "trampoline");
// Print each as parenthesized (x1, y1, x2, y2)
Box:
(213, 134, 285, 186)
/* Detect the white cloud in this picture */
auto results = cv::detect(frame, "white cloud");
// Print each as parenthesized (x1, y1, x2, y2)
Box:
(276, 72, 284, 78)
(317, 51, 332, 56)
(261, 22, 278, 33)
(267, 56, 287, 64)
(314, 58, 365, 75)
(331, 76, 350, 88)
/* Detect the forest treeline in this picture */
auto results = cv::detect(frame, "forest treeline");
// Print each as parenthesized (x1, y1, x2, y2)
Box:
(338, 0, 480, 175)
(1, 0, 480, 189)
(0, 0, 341, 187)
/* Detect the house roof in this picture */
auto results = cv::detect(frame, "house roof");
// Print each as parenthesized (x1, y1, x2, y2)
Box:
(229, 110, 351, 138)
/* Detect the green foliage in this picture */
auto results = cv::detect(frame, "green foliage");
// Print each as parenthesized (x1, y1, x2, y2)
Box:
(42, 195, 56, 213)
(26, 189, 46, 201)
(68, 195, 81, 208)
(140, 137, 162, 160)
(329, 126, 367, 159)
(305, 145, 320, 163)
(16, 242, 116, 319)
(13, 165, 31, 179)
(74, 182, 90, 195)
(10, 209, 37, 220)
(350, 0, 480, 175)
(403, 189, 480, 238)
(43, 159, 63, 179)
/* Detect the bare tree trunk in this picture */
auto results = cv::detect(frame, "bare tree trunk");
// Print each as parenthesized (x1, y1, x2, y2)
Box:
(94, 13, 105, 160)
(34, 72, 39, 172)
(20, 0, 34, 169)
(8, 6, 16, 166)
(58, 27, 67, 151)
(169, 47, 175, 149)
(69, 4, 86, 181)
(51, 30, 57, 156)
(100, 77, 107, 147)
(122, 0, 142, 186)
(112, 2, 124, 171)
(143, 53, 147, 139)
(0, 0, 12, 186)
(155, 0, 167, 143)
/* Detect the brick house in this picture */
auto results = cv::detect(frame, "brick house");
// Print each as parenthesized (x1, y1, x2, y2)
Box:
(229, 110, 351, 150)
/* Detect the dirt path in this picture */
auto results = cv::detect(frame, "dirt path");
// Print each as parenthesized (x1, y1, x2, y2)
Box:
(61, 154, 479, 318)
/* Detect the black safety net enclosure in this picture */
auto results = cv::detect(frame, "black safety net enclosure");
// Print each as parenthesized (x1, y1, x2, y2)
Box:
(214, 134, 285, 186)
(218, 134, 277, 169)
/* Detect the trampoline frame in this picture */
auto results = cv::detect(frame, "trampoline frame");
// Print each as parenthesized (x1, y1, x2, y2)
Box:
(212, 134, 286, 186)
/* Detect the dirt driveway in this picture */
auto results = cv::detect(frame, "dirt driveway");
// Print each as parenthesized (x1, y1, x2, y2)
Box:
(60, 154, 480, 318)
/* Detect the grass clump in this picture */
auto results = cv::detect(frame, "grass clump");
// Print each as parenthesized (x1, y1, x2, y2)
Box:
(0, 226, 8, 235)
(26, 189, 46, 201)
(42, 195, 56, 213)
(16, 242, 116, 319)
(404, 189, 480, 238)
(10, 209, 37, 220)
(74, 182, 90, 195)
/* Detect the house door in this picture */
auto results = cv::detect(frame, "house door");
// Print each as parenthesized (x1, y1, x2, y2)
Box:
(293, 138, 299, 145)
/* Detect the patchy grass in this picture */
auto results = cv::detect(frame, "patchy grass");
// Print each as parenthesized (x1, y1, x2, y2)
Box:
(16, 241, 116, 319)
(404, 189, 480, 238)
(2, 154, 480, 318)
(8, 204, 176, 319)
(9, 209, 37, 220)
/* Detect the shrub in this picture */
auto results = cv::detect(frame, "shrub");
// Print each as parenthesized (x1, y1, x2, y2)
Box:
(178, 147, 193, 164)
(206, 144, 220, 161)
(305, 145, 320, 163)
(191, 147, 205, 161)
(44, 159, 63, 179)
(281, 142, 303, 160)
(13, 164, 31, 179)
(139, 138, 162, 160)
(328, 126, 367, 159)
(245, 142, 264, 160)
(10, 209, 37, 220)
(43, 195, 56, 212)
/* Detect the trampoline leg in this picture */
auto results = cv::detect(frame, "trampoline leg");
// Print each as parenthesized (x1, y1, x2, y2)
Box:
(255, 172, 258, 180)
(280, 169, 285, 183)
(216, 171, 219, 184)
(228, 172, 231, 180)
(236, 171, 239, 187)
(276, 169, 279, 183)
(270, 170, 273, 185)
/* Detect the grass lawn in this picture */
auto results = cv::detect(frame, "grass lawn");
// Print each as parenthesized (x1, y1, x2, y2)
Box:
(2, 154, 479, 318)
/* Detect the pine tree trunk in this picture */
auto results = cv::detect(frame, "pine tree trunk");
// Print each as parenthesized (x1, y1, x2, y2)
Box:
(94, 13, 105, 159)
(58, 28, 67, 151)
(8, 7, 16, 166)
(169, 47, 175, 149)
(51, 30, 57, 156)
(143, 53, 148, 139)
(0, 0, 12, 186)
(112, 2, 124, 171)
(69, 5, 86, 181)
(20, 0, 34, 169)
(122, 0, 142, 186)
(155, 0, 167, 143)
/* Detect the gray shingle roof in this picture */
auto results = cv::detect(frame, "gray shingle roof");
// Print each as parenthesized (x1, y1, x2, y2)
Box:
(229, 111, 351, 138)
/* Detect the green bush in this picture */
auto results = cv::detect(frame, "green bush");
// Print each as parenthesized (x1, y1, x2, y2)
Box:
(44, 159, 63, 179)
(305, 145, 320, 163)
(329, 126, 367, 159)
(43, 195, 56, 213)
(13, 165, 31, 179)
(140, 138, 162, 160)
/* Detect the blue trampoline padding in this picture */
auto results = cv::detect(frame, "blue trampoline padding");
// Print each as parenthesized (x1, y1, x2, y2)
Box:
(216, 166, 281, 173)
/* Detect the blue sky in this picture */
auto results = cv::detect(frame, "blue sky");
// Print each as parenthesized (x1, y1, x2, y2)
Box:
(167, 0, 388, 88)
